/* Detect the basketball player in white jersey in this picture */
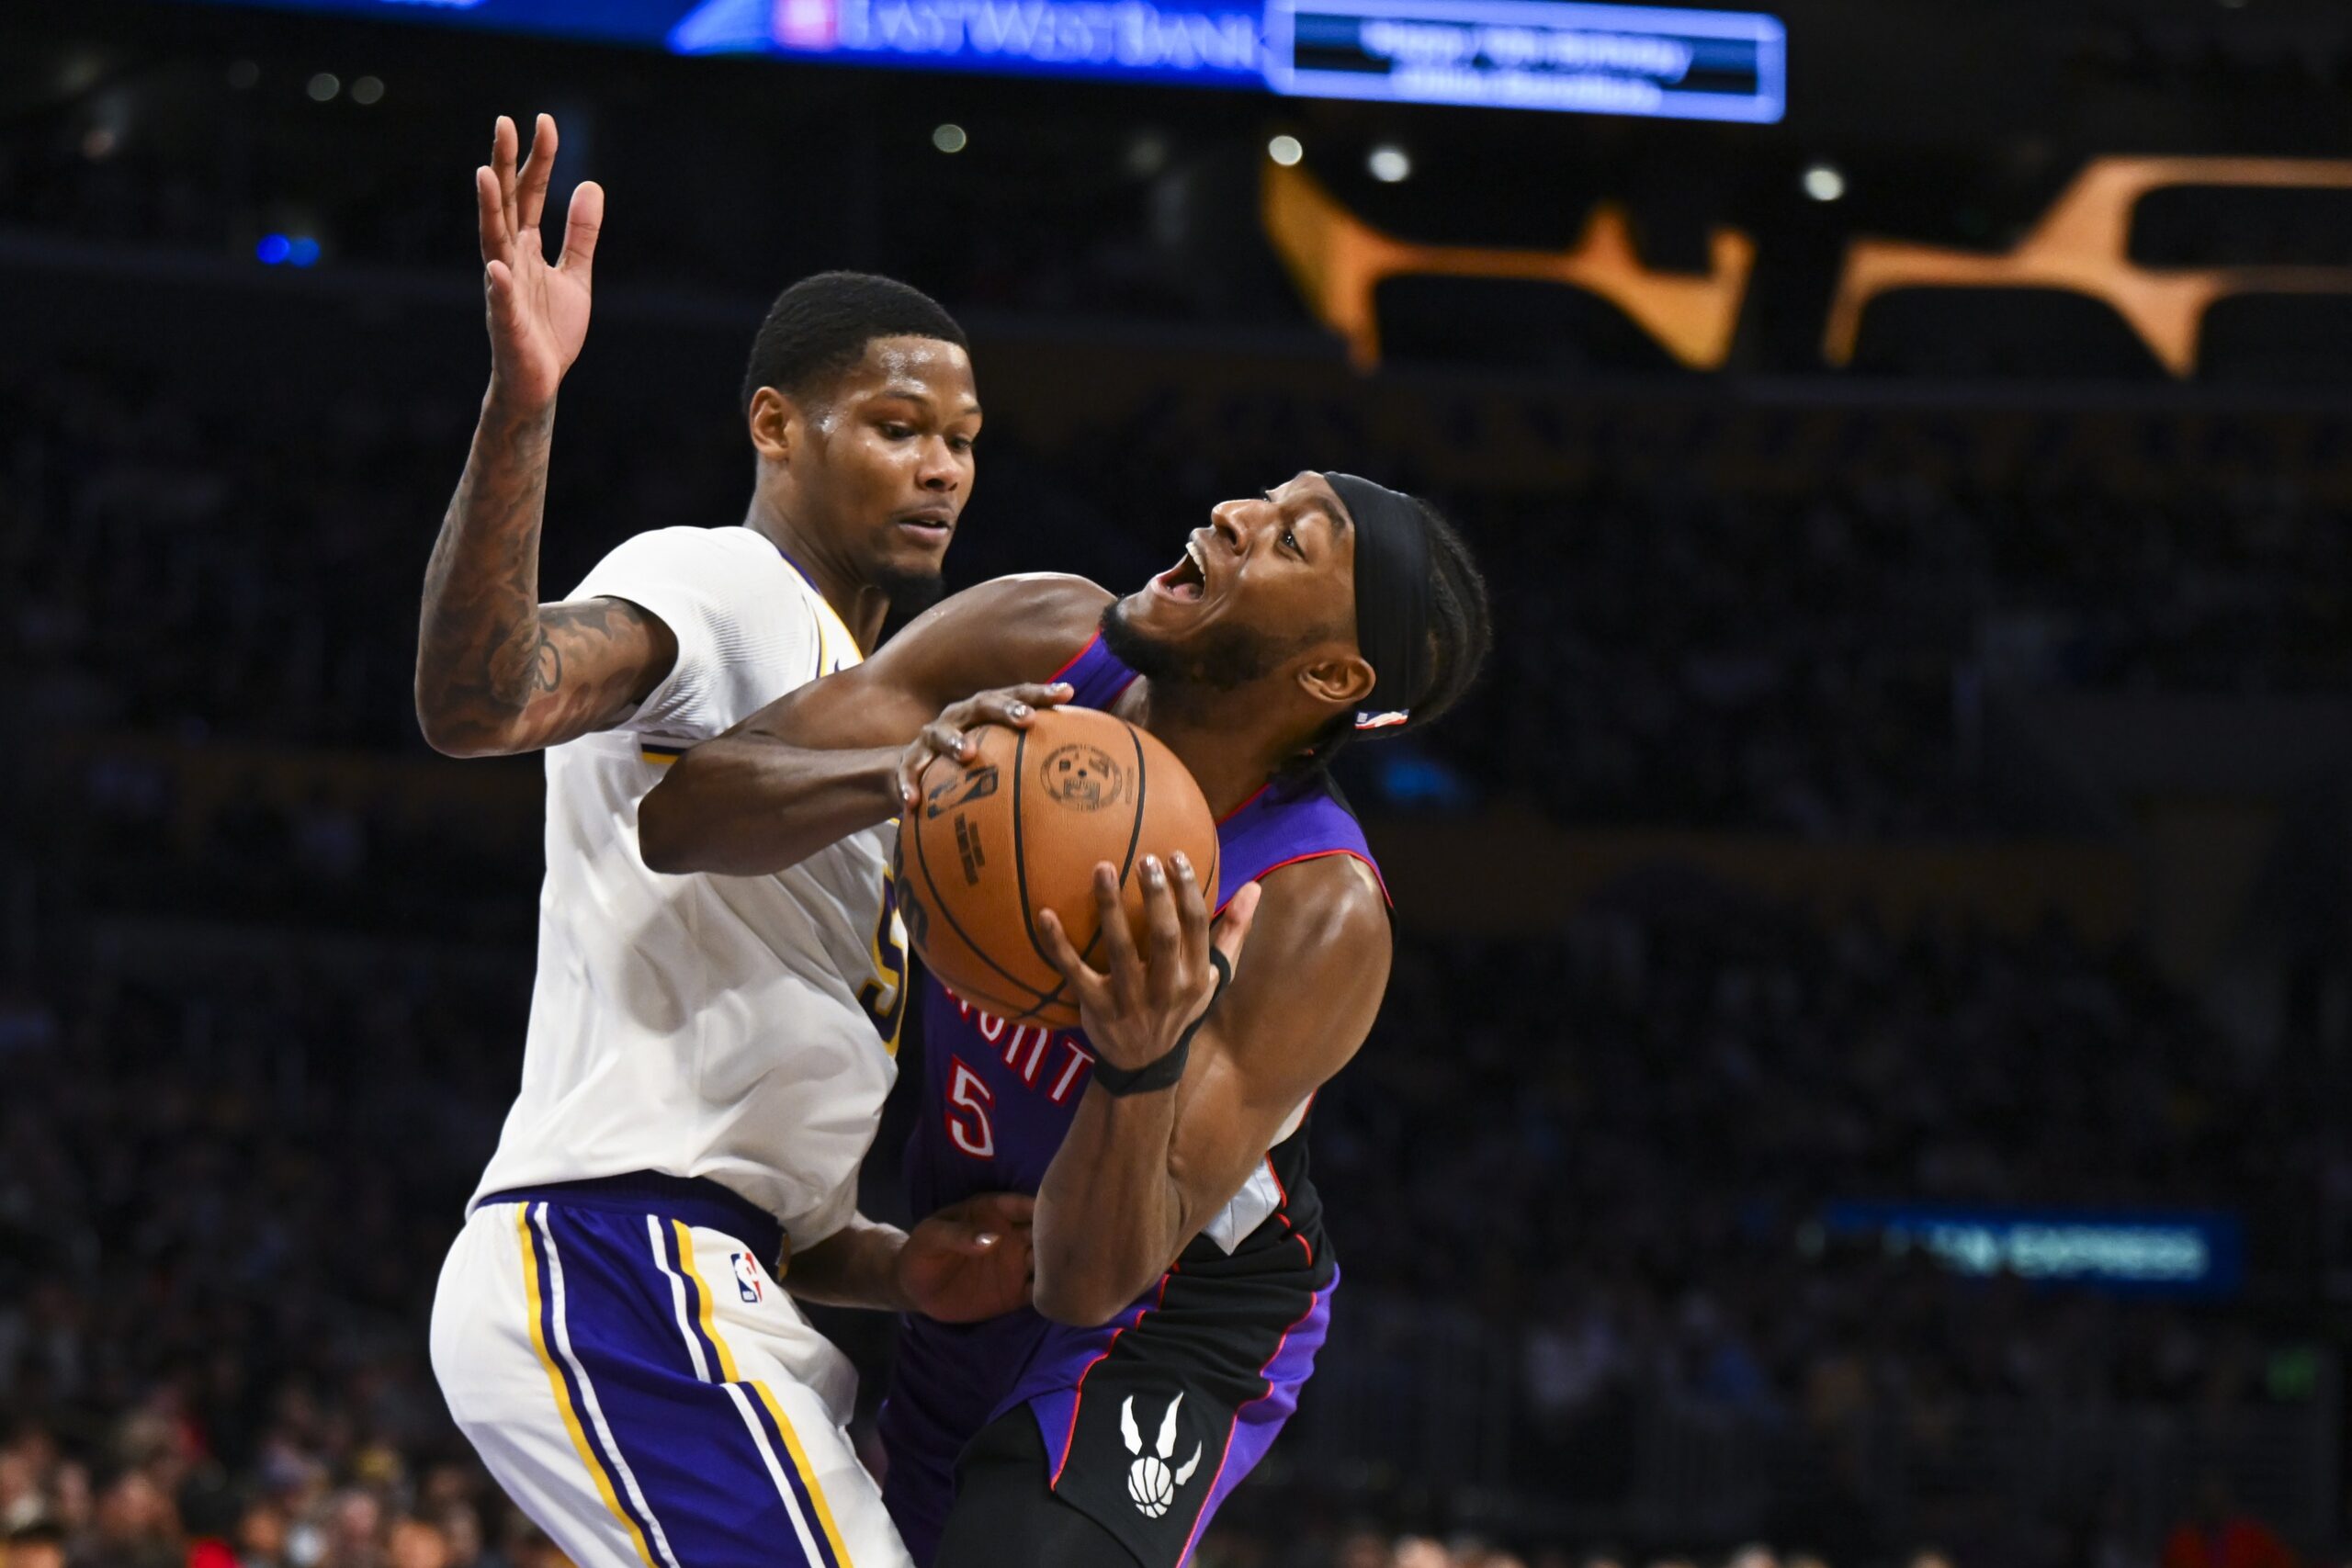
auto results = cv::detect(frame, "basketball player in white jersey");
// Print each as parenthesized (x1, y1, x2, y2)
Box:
(413, 114, 1031, 1568)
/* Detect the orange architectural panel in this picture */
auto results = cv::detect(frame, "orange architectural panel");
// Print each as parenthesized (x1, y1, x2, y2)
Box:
(1261, 159, 1755, 372)
(1824, 155, 2352, 376)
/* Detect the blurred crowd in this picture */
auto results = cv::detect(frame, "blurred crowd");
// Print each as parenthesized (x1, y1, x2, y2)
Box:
(0, 853, 2332, 1566)
(5, 131, 2349, 1568)
(1348, 874, 2308, 1311)
(0, 958, 521, 1568)
(8, 353, 2350, 840)
(0, 43, 1287, 332)
(16, 5, 2352, 377)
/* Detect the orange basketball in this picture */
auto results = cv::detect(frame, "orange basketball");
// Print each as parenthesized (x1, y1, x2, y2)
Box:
(895, 705, 1220, 1031)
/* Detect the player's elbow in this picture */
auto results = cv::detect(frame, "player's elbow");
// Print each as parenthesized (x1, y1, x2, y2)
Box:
(637, 782, 701, 874)
(1033, 1280, 1124, 1329)
(1031, 1258, 1133, 1329)
(414, 698, 510, 760)
(639, 769, 734, 875)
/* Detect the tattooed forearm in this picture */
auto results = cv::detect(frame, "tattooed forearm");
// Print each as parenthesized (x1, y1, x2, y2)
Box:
(415, 394, 556, 752)
(414, 395, 673, 757)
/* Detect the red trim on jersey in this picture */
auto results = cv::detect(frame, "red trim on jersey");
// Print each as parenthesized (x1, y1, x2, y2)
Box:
(1274, 1210, 1315, 1267)
(1216, 783, 1272, 826)
(1050, 1279, 1168, 1488)
(1046, 633, 1102, 687)
(1213, 848, 1391, 915)
(1260, 1155, 1314, 1265)
(1178, 1285, 1326, 1566)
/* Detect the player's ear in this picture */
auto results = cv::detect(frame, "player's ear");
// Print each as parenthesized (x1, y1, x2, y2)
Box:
(746, 386, 800, 464)
(1297, 650, 1375, 711)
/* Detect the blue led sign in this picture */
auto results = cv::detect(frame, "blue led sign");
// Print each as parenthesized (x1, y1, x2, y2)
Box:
(190, 0, 1785, 120)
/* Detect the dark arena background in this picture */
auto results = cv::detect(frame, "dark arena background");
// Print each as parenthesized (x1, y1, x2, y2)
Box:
(4, 0, 2352, 1564)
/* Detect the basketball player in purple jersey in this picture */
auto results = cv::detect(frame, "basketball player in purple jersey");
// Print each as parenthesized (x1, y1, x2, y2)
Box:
(639, 472, 1490, 1566)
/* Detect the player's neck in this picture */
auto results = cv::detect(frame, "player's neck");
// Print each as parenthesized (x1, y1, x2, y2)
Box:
(1122, 680, 1311, 818)
(743, 507, 891, 652)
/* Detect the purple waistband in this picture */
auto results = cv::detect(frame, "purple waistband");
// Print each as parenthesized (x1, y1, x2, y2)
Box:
(478, 1171, 786, 1269)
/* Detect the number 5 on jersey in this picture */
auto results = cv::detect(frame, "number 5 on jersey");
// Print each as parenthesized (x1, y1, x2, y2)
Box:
(944, 1057, 995, 1158)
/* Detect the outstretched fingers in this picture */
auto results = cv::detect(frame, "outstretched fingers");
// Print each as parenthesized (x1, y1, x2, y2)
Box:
(476, 161, 509, 260)
(515, 113, 558, 235)
(559, 180, 604, 283)
(483, 258, 519, 336)
(491, 116, 520, 243)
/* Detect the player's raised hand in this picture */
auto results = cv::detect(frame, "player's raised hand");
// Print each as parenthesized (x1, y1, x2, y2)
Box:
(476, 113, 603, 412)
(1037, 853, 1261, 1077)
(898, 1192, 1035, 1323)
(895, 682, 1076, 810)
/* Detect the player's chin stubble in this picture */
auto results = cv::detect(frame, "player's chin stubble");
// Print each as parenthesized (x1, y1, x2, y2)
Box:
(877, 562, 947, 620)
(1100, 599, 1297, 694)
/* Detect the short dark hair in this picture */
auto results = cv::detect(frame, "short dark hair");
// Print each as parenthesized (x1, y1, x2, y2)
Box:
(740, 271, 967, 414)
(1283, 493, 1491, 787)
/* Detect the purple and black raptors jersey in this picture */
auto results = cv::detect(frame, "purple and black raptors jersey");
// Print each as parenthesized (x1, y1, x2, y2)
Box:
(878, 632, 1380, 1566)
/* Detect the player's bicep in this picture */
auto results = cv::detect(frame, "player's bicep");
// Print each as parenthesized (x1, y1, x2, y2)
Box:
(531, 596, 681, 731)
(1165, 876, 1392, 1235)
(426, 595, 678, 756)
(724, 572, 1111, 753)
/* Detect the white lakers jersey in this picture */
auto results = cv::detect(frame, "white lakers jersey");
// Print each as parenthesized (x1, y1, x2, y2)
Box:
(468, 525, 905, 1250)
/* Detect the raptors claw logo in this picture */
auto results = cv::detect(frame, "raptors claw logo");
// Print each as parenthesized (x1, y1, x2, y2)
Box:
(1120, 1393, 1203, 1519)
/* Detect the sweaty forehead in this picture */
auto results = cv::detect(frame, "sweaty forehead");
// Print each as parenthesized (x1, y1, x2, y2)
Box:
(833, 335, 978, 404)
(804, 335, 978, 415)
(1281, 471, 1352, 532)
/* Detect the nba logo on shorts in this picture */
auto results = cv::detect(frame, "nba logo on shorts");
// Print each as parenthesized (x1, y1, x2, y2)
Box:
(772, 0, 838, 51)
(730, 1252, 764, 1303)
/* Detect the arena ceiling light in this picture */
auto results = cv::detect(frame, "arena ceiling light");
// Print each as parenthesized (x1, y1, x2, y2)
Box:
(1368, 144, 1412, 183)
(1802, 162, 1846, 201)
(1126, 132, 1170, 176)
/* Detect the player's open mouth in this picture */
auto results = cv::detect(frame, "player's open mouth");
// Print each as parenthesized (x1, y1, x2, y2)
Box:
(1150, 537, 1208, 603)
(896, 511, 955, 539)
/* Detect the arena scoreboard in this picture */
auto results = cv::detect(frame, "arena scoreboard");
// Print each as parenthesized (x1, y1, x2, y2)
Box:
(196, 0, 1786, 121)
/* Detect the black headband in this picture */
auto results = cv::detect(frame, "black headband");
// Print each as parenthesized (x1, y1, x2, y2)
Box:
(1325, 472, 1432, 731)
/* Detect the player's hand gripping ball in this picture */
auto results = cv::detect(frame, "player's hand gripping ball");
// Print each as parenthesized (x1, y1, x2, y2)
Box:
(896, 704, 1219, 1030)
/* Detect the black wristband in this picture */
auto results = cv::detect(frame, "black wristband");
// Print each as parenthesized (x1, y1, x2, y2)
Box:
(1091, 950, 1232, 1099)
